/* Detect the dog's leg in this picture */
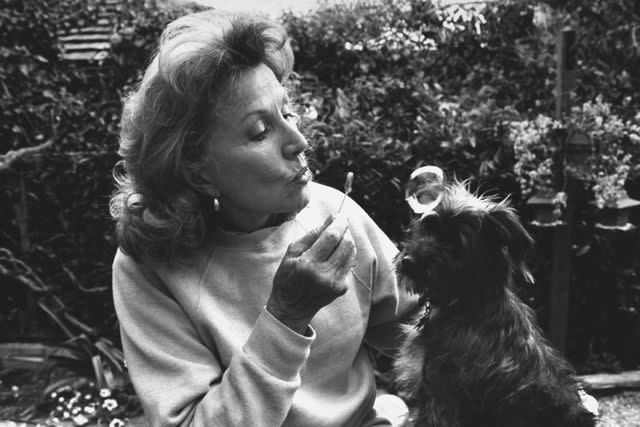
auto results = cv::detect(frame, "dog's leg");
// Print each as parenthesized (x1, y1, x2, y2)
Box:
(392, 322, 426, 401)
(410, 391, 463, 427)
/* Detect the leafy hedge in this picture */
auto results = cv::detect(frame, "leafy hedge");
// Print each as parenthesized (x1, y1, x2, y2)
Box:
(284, 0, 640, 239)
(1, 0, 639, 369)
(0, 0, 191, 339)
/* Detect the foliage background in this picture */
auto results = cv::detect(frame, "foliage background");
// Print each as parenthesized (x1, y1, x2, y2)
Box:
(2, 0, 640, 375)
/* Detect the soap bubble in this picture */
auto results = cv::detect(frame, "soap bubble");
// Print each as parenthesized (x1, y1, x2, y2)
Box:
(405, 165, 444, 214)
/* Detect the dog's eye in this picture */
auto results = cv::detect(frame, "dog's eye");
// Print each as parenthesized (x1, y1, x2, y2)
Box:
(420, 214, 441, 233)
(401, 254, 415, 267)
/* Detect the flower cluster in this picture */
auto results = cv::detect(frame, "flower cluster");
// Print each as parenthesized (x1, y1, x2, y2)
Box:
(511, 114, 562, 198)
(42, 381, 139, 427)
(511, 96, 640, 208)
(573, 96, 628, 144)
(532, 3, 553, 30)
(578, 97, 639, 208)
(343, 2, 487, 54)
(436, 3, 487, 36)
(592, 155, 632, 209)
(344, 23, 437, 53)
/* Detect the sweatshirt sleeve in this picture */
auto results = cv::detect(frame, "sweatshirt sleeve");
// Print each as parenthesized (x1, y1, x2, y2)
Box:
(112, 250, 314, 427)
(343, 197, 421, 356)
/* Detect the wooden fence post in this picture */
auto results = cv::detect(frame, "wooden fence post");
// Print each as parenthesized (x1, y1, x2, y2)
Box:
(555, 28, 577, 119)
(549, 27, 577, 354)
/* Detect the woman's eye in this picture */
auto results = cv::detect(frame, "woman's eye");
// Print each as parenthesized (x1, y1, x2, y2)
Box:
(251, 130, 267, 141)
(284, 112, 300, 127)
(250, 124, 267, 141)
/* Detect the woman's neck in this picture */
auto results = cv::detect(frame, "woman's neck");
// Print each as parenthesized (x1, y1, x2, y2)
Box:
(216, 208, 291, 233)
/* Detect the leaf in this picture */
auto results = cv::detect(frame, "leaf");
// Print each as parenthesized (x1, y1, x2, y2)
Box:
(335, 88, 352, 119)
(92, 354, 106, 389)
(575, 244, 592, 257)
(43, 376, 91, 398)
(18, 63, 30, 76)
(469, 135, 477, 148)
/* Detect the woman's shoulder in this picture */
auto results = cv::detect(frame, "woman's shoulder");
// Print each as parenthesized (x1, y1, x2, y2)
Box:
(112, 249, 166, 291)
(112, 247, 209, 291)
(307, 181, 346, 212)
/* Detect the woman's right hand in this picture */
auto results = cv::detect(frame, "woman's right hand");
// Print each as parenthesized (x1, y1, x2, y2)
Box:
(266, 214, 357, 334)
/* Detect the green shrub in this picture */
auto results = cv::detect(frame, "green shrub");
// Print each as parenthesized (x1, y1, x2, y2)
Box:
(0, 0, 190, 339)
(284, 0, 640, 228)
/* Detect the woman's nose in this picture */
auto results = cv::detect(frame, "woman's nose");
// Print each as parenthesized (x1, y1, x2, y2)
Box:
(282, 122, 309, 160)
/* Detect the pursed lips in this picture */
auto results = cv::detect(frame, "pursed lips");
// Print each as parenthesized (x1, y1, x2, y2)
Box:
(290, 166, 309, 182)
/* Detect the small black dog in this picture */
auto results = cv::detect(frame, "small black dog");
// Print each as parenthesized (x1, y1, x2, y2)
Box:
(393, 181, 596, 427)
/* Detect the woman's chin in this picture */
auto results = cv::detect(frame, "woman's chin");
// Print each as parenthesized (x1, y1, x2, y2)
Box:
(292, 188, 311, 212)
(261, 183, 312, 221)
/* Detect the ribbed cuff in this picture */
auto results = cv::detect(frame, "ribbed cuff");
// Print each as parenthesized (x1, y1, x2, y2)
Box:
(243, 307, 316, 381)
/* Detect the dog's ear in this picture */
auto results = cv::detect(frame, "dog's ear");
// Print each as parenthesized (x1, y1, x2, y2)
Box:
(486, 207, 535, 284)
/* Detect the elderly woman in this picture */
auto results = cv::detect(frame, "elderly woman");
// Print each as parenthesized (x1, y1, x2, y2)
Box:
(110, 9, 418, 427)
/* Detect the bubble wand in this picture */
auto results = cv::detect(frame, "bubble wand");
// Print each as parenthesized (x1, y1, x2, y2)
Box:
(338, 171, 354, 213)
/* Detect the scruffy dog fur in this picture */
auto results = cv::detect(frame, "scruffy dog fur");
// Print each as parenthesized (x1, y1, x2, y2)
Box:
(393, 181, 596, 427)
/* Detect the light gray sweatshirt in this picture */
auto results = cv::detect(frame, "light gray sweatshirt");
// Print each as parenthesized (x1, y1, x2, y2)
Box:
(112, 182, 418, 426)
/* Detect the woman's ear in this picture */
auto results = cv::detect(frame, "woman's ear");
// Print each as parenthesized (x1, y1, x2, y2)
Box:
(185, 157, 220, 197)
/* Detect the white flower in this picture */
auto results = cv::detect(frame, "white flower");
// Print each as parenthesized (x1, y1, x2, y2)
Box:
(109, 418, 126, 427)
(72, 414, 90, 426)
(84, 405, 97, 415)
(103, 399, 118, 411)
(532, 4, 551, 28)
(99, 388, 112, 398)
(595, 116, 603, 127)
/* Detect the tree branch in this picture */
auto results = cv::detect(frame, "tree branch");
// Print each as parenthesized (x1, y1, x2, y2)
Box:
(0, 138, 54, 172)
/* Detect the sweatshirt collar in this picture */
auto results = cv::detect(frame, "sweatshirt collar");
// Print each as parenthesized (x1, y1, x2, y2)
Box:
(210, 213, 302, 251)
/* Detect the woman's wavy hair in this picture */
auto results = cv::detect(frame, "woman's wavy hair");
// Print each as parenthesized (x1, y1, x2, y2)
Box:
(109, 9, 294, 263)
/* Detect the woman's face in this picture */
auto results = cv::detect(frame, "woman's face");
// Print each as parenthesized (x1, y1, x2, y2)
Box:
(205, 63, 312, 231)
